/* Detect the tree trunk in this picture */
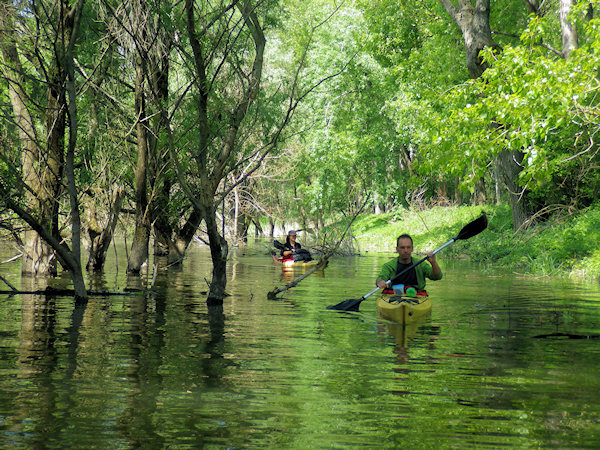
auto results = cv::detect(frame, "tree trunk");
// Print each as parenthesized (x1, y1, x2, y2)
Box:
(493, 161, 503, 205)
(62, 0, 87, 302)
(0, 7, 56, 275)
(268, 218, 275, 237)
(560, 0, 579, 58)
(87, 188, 124, 271)
(233, 186, 240, 239)
(204, 208, 228, 305)
(168, 208, 204, 266)
(127, 52, 151, 273)
(1, 1, 87, 301)
(152, 174, 173, 257)
(472, 176, 486, 205)
(438, 0, 501, 79)
(148, 37, 174, 258)
(440, 0, 533, 228)
(496, 150, 532, 230)
(178, 0, 266, 304)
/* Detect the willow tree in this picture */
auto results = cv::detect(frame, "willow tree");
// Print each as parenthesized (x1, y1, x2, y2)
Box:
(166, 0, 341, 303)
(90, 0, 176, 273)
(0, 0, 88, 301)
(167, 0, 265, 303)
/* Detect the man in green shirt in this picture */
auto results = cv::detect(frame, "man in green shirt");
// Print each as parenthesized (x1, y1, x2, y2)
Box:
(376, 234, 442, 292)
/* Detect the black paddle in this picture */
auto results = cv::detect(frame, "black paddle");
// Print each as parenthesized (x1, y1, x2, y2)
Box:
(327, 213, 488, 312)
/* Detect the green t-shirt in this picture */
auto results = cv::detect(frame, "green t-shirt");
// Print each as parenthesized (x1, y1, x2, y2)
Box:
(377, 255, 442, 290)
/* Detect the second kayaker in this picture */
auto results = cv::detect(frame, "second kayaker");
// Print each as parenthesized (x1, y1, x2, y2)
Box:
(281, 230, 312, 262)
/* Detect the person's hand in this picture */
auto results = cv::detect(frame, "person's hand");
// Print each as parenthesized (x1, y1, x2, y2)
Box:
(428, 252, 442, 276)
(376, 280, 388, 289)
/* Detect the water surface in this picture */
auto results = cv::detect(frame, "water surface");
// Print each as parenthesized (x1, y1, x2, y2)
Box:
(1, 239, 600, 448)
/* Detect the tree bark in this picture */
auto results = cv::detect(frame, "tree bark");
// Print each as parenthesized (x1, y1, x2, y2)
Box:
(438, 0, 500, 79)
(560, 0, 579, 58)
(0, 5, 55, 275)
(87, 188, 124, 271)
(127, 50, 151, 273)
(496, 150, 532, 230)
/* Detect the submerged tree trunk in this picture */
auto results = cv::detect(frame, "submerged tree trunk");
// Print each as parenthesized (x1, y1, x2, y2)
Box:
(177, 0, 266, 303)
(127, 51, 151, 273)
(204, 208, 228, 304)
(1, 0, 87, 301)
(87, 188, 124, 271)
(0, 8, 55, 275)
(63, 0, 87, 301)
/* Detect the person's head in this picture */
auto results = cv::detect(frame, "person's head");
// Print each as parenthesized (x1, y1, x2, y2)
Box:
(395, 234, 413, 262)
(286, 230, 297, 243)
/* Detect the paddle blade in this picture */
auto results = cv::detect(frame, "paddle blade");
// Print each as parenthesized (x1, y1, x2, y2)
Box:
(456, 213, 488, 240)
(327, 297, 364, 311)
(273, 240, 285, 250)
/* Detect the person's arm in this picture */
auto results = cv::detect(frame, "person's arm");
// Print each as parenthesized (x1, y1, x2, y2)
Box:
(427, 252, 442, 279)
(376, 260, 395, 289)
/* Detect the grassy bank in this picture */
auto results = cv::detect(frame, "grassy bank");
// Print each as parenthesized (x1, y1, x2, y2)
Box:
(348, 203, 600, 279)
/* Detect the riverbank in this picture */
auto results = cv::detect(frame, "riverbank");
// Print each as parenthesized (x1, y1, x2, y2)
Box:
(348, 203, 600, 279)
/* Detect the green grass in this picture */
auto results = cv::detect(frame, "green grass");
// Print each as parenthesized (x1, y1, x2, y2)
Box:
(348, 203, 600, 279)
(351, 205, 487, 255)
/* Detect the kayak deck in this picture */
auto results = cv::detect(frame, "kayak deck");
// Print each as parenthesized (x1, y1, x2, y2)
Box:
(271, 254, 318, 268)
(377, 293, 432, 324)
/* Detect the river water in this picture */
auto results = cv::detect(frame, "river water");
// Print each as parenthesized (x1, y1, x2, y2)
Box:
(1, 238, 600, 448)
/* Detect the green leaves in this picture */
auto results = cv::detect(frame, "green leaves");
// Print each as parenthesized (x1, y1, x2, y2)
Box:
(422, 10, 600, 207)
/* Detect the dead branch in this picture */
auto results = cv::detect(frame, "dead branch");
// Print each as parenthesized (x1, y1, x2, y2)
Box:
(267, 195, 371, 299)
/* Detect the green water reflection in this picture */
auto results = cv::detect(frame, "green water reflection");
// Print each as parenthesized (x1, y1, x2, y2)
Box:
(1, 239, 600, 448)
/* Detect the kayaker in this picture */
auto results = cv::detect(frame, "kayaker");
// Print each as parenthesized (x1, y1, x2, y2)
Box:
(281, 230, 312, 261)
(375, 234, 442, 293)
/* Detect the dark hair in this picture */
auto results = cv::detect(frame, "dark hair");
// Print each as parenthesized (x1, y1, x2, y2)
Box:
(396, 234, 413, 246)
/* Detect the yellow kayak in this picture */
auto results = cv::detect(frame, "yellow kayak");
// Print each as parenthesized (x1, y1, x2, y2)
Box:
(377, 293, 432, 324)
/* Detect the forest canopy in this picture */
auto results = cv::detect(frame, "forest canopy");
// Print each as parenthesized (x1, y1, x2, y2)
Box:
(1, 0, 598, 301)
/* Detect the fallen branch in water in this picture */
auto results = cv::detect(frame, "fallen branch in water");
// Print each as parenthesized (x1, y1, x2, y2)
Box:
(267, 196, 370, 299)
(0, 274, 18, 292)
(0, 286, 151, 297)
(267, 258, 329, 299)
